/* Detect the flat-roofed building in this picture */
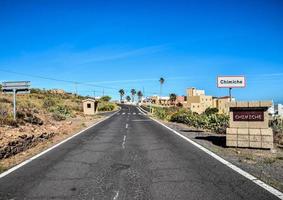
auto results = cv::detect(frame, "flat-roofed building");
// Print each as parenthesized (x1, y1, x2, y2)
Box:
(82, 98, 98, 115)
(213, 96, 235, 114)
(186, 88, 213, 114)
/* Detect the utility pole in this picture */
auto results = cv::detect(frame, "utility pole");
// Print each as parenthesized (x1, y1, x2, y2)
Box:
(229, 88, 232, 102)
(93, 90, 96, 99)
(74, 82, 78, 96)
(102, 88, 105, 96)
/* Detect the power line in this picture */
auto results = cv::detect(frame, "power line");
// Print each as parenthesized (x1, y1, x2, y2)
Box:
(0, 69, 120, 91)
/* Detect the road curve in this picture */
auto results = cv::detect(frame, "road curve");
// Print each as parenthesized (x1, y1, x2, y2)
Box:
(0, 104, 279, 200)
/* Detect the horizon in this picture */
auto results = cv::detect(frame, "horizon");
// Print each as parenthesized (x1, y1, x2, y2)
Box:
(0, 0, 283, 103)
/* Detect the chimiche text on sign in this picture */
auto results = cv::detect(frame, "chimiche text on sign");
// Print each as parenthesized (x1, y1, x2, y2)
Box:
(233, 110, 264, 122)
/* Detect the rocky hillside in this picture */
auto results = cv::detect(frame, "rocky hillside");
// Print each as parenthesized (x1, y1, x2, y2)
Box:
(0, 89, 116, 165)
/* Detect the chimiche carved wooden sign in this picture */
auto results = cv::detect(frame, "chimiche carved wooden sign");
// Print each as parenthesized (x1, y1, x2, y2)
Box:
(233, 110, 264, 121)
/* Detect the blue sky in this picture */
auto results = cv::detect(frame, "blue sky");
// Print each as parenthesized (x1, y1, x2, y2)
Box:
(0, 0, 283, 102)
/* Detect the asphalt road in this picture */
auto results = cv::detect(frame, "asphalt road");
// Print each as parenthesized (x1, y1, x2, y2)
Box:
(0, 105, 279, 200)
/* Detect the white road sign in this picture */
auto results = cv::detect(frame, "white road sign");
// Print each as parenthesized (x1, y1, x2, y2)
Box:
(217, 76, 246, 88)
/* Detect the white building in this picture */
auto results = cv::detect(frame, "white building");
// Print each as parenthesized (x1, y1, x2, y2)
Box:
(275, 104, 283, 116)
(268, 104, 275, 116)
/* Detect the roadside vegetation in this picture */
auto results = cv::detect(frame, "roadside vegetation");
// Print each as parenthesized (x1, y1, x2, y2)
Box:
(150, 105, 283, 146)
(97, 96, 117, 111)
(0, 89, 117, 164)
(151, 106, 229, 134)
(271, 116, 283, 146)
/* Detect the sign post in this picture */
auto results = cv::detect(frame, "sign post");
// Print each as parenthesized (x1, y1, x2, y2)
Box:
(217, 76, 246, 101)
(2, 81, 31, 120)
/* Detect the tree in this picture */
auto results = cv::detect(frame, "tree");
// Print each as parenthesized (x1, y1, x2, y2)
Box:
(100, 96, 111, 102)
(169, 93, 177, 105)
(130, 89, 136, 102)
(137, 91, 143, 102)
(159, 77, 165, 97)
(118, 89, 125, 102)
(126, 95, 131, 102)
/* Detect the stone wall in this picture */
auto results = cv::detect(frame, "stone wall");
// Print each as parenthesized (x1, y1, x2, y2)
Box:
(226, 101, 273, 149)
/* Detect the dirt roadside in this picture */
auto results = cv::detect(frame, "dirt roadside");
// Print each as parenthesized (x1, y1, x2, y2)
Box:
(157, 119, 283, 192)
(0, 114, 109, 172)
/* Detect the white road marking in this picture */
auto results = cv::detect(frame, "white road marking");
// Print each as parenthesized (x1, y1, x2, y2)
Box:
(137, 106, 147, 115)
(125, 123, 128, 129)
(138, 113, 141, 115)
(122, 135, 127, 149)
(150, 117, 283, 200)
(122, 113, 125, 115)
(128, 113, 131, 115)
(0, 110, 121, 179)
(113, 190, 119, 200)
(133, 112, 136, 115)
(132, 120, 151, 122)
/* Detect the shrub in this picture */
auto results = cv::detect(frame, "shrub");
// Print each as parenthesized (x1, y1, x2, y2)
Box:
(98, 102, 116, 111)
(52, 112, 66, 121)
(100, 96, 112, 102)
(170, 110, 192, 124)
(51, 105, 73, 121)
(43, 97, 57, 108)
(154, 106, 229, 134)
(0, 97, 12, 104)
(204, 107, 219, 116)
(152, 106, 179, 120)
(271, 117, 283, 145)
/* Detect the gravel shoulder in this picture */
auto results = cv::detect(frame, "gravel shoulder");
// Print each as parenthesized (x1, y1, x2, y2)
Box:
(157, 119, 283, 192)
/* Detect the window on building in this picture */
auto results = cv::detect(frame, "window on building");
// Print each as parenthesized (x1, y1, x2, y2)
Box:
(87, 103, 91, 108)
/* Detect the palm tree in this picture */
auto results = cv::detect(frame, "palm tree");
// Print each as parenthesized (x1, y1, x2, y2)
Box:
(159, 77, 165, 97)
(137, 91, 143, 103)
(169, 93, 177, 105)
(118, 89, 125, 102)
(126, 95, 131, 102)
(130, 89, 136, 102)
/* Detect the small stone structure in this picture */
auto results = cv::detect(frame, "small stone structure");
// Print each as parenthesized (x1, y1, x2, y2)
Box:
(226, 101, 273, 149)
(82, 99, 98, 115)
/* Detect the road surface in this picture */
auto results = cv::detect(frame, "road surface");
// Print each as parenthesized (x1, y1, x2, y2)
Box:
(0, 105, 279, 199)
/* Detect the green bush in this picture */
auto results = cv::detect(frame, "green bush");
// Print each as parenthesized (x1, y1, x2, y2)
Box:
(152, 106, 179, 120)
(154, 107, 229, 134)
(204, 107, 219, 116)
(100, 96, 112, 102)
(50, 105, 73, 121)
(52, 112, 67, 121)
(98, 102, 116, 111)
(43, 97, 58, 108)
(271, 117, 283, 145)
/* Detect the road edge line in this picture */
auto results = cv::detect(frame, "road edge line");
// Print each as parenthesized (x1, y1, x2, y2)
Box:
(137, 106, 148, 115)
(150, 117, 283, 200)
(0, 110, 120, 179)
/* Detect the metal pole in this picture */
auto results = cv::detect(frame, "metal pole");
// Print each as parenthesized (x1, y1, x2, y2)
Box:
(229, 88, 232, 102)
(13, 89, 16, 120)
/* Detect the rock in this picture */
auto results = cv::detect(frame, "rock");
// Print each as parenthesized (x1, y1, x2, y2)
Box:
(19, 134, 27, 139)
(24, 116, 44, 126)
